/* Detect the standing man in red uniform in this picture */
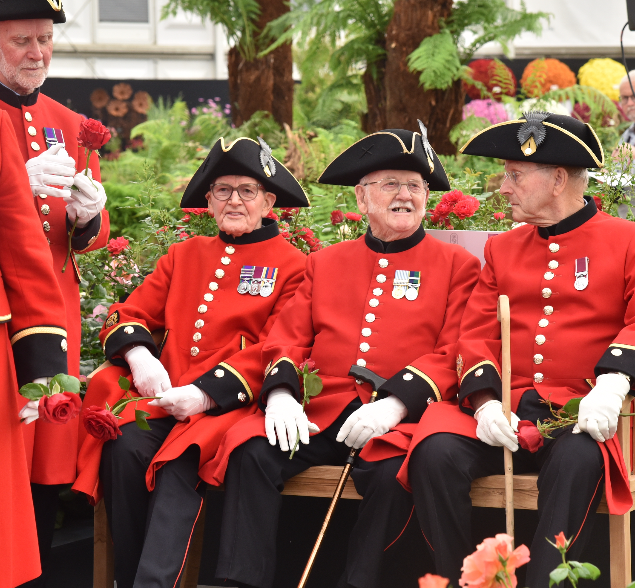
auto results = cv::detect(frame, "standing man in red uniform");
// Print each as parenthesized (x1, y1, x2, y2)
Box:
(203, 126, 481, 588)
(0, 107, 68, 587)
(0, 3, 110, 586)
(405, 112, 635, 587)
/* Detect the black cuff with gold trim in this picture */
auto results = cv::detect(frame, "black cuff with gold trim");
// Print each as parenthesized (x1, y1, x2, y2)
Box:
(11, 327, 68, 387)
(104, 323, 158, 367)
(69, 212, 101, 252)
(195, 363, 253, 415)
(458, 363, 501, 415)
(258, 359, 300, 412)
(377, 367, 440, 423)
(595, 345, 635, 383)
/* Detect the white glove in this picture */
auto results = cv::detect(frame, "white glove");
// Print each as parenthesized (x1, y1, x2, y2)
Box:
(573, 373, 630, 442)
(64, 169, 107, 228)
(474, 400, 520, 452)
(124, 345, 172, 398)
(19, 377, 51, 424)
(148, 384, 215, 421)
(265, 388, 320, 452)
(25, 144, 76, 198)
(336, 395, 408, 449)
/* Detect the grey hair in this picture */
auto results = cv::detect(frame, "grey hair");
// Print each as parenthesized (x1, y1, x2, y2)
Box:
(619, 70, 635, 88)
(563, 166, 589, 189)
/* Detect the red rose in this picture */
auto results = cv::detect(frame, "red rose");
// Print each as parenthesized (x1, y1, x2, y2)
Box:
(345, 212, 362, 222)
(434, 201, 454, 218)
(179, 232, 189, 240)
(494, 212, 506, 221)
(281, 207, 299, 220)
(331, 210, 345, 225)
(107, 236, 129, 256)
(593, 196, 603, 211)
(453, 197, 480, 220)
(83, 405, 122, 442)
(77, 118, 111, 151)
(554, 532, 568, 550)
(182, 214, 191, 222)
(516, 420, 544, 452)
(38, 392, 82, 424)
(441, 189, 465, 204)
(299, 358, 316, 372)
(266, 210, 279, 221)
(181, 208, 209, 216)
(297, 227, 315, 240)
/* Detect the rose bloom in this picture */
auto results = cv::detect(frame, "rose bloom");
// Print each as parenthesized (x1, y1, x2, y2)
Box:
(109, 258, 139, 286)
(493, 212, 506, 221)
(91, 304, 109, 323)
(419, 574, 449, 588)
(555, 532, 568, 550)
(453, 198, 480, 220)
(182, 214, 191, 223)
(181, 208, 209, 216)
(298, 358, 316, 372)
(107, 236, 129, 256)
(281, 207, 299, 220)
(516, 420, 544, 453)
(442, 189, 466, 204)
(266, 210, 279, 221)
(460, 534, 530, 588)
(593, 196, 603, 211)
(83, 406, 122, 442)
(38, 392, 82, 425)
(345, 212, 363, 222)
(78, 118, 112, 151)
(331, 210, 345, 225)
(434, 200, 454, 218)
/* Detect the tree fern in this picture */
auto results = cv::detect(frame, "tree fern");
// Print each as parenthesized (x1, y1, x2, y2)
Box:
(408, 30, 462, 91)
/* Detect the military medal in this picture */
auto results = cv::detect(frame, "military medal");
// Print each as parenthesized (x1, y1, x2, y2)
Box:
(392, 270, 408, 299)
(43, 127, 65, 149)
(250, 266, 264, 295)
(259, 267, 278, 298)
(238, 266, 255, 294)
(405, 271, 421, 301)
(574, 257, 589, 291)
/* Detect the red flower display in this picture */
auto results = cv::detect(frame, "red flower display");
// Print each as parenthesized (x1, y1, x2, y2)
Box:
(573, 102, 592, 123)
(181, 208, 209, 216)
(182, 214, 191, 222)
(345, 212, 363, 222)
(331, 210, 345, 225)
(266, 210, 279, 221)
(77, 118, 112, 151)
(280, 208, 299, 220)
(38, 392, 82, 425)
(516, 420, 544, 452)
(494, 212, 506, 221)
(463, 59, 517, 101)
(83, 406, 122, 442)
(430, 190, 480, 225)
(107, 236, 129, 256)
(179, 232, 189, 240)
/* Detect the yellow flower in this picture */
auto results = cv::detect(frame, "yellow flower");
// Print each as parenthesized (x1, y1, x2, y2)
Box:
(578, 58, 626, 101)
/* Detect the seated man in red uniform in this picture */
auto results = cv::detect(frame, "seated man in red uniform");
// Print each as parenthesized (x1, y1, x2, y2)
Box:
(405, 112, 635, 587)
(72, 136, 309, 588)
(202, 125, 481, 588)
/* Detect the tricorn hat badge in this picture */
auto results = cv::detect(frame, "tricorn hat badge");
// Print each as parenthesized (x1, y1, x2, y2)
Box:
(517, 111, 550, 157)
(417, 119, 435, 174)
(258, 137, 277, 178)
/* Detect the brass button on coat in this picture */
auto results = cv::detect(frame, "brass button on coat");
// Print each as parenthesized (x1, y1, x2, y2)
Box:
(544, 272, 554, 280)
(31, 141, 40, 151)
(534, 373, 544, 383)
(549, 243, 559, 253)
(533, 354, 543, 364)
(191, 347, 199, 357)
(24, 112, 32, 121)
(28, 126, 37, 136)
(225, 246, 235, 254)
(204, 293, 213, 302)
(543, 306, 553, 315)
(41, 204, 50, 215)
(538, 318, 549, 328)
(215, 269, 225, 279)
(359, 342, 370, 353)
(209, 282, 218, 291)
(193, 332, 201, 342)
(356, 358, 367, 367)
(195, 319, 204, 328)
(198, 304, 208, 313)
(535, 334, 546, 345)
(43, 221, 50, 232)
(612, 348, 623, 356)
(221, 257, 230, 265)
(548, 260, 559, 269)
(542, 288, 552, 298)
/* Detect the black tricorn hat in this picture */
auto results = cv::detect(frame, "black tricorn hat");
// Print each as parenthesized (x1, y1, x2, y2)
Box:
(0, 0, 66, 23)
(181, 137, 309, 208)
(318, 121, 451, 191)
(460, 111, 604, 168)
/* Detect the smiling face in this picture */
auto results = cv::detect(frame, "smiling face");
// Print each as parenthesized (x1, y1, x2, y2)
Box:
(355, 169, 429, 242)
(207, 175, 276, 237)
(0, 19, 53, 95)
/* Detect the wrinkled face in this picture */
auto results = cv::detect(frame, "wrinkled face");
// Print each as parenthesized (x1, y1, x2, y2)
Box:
(206, 175, 276, 237)
(0, 19, 53, 95)
(499, 161, 557, 224)
(620, 77, 635, 122)
(355, 169, 428, 241)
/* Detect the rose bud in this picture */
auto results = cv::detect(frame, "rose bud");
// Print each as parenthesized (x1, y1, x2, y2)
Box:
(516, 420, 544, 452)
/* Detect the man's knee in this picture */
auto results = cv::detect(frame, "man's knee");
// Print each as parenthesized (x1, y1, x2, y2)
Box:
(353, 456, 405, 496)
(410, 434, 460, 478)
(544, 430, 604, 479)
(228, 436, 280, 480)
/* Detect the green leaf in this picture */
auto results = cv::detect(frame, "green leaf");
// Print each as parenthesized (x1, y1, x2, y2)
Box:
(51, 381, 61, 396)
(561, 397, 582, 418)
(304, 373, 323, 397)
(18, 383, 48, 401)
(111, 397, 131, 413)
(407, 30, 462, 91)
(135, 409, 152, 431)
(580, 562, 601, 580)
(51, 374, 80, 394)
(118, 375, 131, 391)
(549, 567, 569, 587)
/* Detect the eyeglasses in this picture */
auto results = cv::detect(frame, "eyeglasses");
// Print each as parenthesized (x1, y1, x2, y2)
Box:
(620, 95, 635, 104)
(210, 183, 263, 201)
(503, 166, 555, 185)
(361, 178, 428, 195)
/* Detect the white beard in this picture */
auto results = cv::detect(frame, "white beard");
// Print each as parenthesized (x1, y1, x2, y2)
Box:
(0, 52, 48, 95)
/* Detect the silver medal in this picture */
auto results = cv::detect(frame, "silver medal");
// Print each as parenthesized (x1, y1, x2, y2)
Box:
(405, 287, 419, 301)
(260, 280, 273, 297)
(574, 276, 588, 291)
(237, 281, 250, 294)
(250, 279, 261, 295)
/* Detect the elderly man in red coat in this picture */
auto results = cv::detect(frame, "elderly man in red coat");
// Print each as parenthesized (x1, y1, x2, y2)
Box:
(403, 112, 635, 587)
(199, 125, 481, 588)
(0, 3, 110, 583)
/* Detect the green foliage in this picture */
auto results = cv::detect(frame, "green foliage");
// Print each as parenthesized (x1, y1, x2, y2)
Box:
(449, 114, 491, 149)
(408, 30, 462, 91)
(19, 383, 49, 401)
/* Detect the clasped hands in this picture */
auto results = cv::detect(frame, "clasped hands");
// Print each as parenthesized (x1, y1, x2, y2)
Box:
(265, 387, 407, 452)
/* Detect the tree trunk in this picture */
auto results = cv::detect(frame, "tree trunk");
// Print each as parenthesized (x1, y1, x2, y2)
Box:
(228, 0, 293, 128)
(361, 59, 387, 133)
(383, 0, 463, 155)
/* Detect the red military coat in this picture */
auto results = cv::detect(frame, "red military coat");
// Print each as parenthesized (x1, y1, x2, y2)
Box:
(0, 84, 110, 485)
(0, 110, 68, 587)
(199, 226, 480, 486)
(395, 200, 635, 515)
(73, 220, 306, 504)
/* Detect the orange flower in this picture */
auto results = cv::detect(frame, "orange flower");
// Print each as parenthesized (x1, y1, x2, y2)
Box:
(460, 534, 530, 588)
(419, 574, 450, 588)
(520, 58, 576, 97)
(555, 532, 567, 550)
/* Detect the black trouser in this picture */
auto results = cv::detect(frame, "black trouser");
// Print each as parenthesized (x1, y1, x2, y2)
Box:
(409, 390, 604, 588)
(216, 399, 415, 588)
(17, 483, 61, 588)
(100, 416, 206, 588)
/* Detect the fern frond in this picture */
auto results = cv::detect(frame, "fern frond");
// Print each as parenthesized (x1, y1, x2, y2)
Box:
(408, 30, 462, 91)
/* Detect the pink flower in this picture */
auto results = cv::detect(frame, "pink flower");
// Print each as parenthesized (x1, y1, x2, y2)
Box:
(345, 212, 362, 222)
(419, 574, 449, 588)
(516, 420, 544, 452)
(331, 210, 345, 225)
(462, 99, 508, 125)
(109, 259, 139, 285)
(91, 304, 109, 323)
(298, 358, 316, 372)
(494, 212, 506, 221)
(460, 534, 529, 588)
(107, 237, 129, 256)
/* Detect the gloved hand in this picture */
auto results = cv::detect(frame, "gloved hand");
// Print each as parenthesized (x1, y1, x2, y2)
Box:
(336, 395, 408, 449)
(265, 388, 320, 452)
(25, 144, 76, 198)
(148, 384, 215, 421)
(124, 345, 172, 398)
(573, 373, 630, 442)
(474, 399, 520, 452)
(64, 169, 107, 228)
(19, 377, 51, 424)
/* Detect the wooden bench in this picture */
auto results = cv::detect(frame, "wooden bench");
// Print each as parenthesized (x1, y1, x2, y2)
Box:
(93, 396, 635, 588)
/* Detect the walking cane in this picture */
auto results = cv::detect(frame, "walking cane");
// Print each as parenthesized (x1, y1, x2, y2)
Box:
(296, 365, 387, 588)
(497, 294, 515, 541)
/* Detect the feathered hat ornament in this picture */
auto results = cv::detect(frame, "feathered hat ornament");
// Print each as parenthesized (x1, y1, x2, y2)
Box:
(258, 137, 277, 177)
(417, 119, 435, 174)
(517, 111, 550, 157)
